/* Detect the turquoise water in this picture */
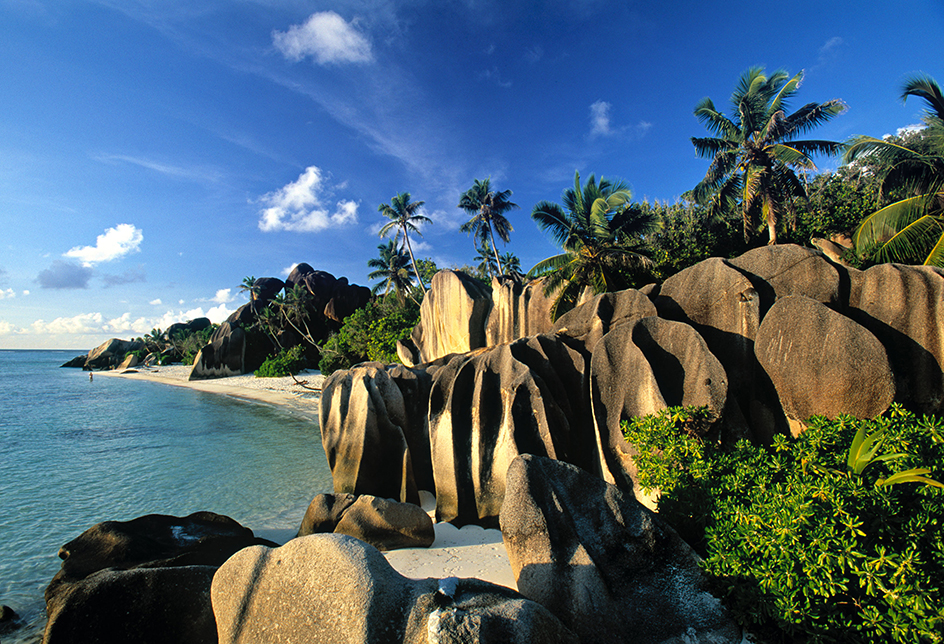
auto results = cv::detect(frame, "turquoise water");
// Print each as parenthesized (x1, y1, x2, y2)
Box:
(0, 350, 333, 642)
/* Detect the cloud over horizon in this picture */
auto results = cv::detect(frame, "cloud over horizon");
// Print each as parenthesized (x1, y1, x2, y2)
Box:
(64, 224, 144, 266)
(273, 11, 373, 65)
(258, 166, 359, 233)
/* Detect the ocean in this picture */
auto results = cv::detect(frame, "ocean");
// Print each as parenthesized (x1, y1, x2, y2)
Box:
(0, 350, 333, 643)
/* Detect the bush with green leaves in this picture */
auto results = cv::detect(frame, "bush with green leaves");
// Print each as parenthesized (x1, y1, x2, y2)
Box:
(318, 299, 420, 375)
(623, 405, 944, 643)
(254, 345, 306, 378)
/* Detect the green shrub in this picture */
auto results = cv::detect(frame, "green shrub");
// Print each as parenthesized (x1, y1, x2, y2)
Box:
(318, 299, 419, 375)
(254, 345, 306, 378)
(623, 405, 944, 644)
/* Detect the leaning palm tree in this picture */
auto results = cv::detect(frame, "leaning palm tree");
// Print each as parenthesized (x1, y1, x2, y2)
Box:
(692, 67, 846, 244)
(844, 74, 944, 265)
(378, 192, 431, 292)
(458, 178, 519, 275)
(367, 240, 417, 305)
(528, 171, 658, 319)
(239, 276, 261, 314)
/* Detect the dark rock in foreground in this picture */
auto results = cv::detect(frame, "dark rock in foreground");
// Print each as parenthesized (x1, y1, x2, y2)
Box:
(501, 455, 741, 644)
(211, 533, 577, 644)
(44, 512, 274, 643)
(44, 566, 217, 644)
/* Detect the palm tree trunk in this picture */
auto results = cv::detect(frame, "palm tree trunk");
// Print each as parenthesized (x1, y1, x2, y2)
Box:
(488, 225, 505, 276)
(403, 225, 427, 292)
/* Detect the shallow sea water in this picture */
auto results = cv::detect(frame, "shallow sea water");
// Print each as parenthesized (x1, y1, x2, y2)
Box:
(0, 350, 333, 642)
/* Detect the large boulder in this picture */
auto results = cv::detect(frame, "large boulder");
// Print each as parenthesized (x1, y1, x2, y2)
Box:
(652, 257, 782, 442)
(44, 512, 272, 644)
(320, 364, 423, 505)
(501, 455, 741, 644)
(727, 244, 847, 316)
(485, 275, 556, 346)
(428, 333, 599, 527)
(43, 566, 217, 644)
(552, 288, 657, 353)
(756, 296, 896, 431)
(410, 270, 492, 364)
(189, 322, 245, 379)
(46, 511, 273, 601)
(250, 277, 285, 304)
(849, 263, 944, 414)
(589, 316, 727, 495)
(211, 534, 577, 644)
(298, 493, 435, 551)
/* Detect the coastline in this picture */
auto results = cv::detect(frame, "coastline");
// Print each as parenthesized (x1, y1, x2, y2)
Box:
(98, 365, 517, 590)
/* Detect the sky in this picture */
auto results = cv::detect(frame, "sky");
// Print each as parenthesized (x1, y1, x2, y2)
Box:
(1, 0, 942, 350)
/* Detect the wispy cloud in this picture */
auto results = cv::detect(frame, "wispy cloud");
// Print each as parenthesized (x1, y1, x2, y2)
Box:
(590, 100, 615, 137)
(0, 288, 14, 300)
(93, 154, 222, 183)
(258, 166, 359, 233)
(64, 224, 143, 266)
(478, 66, 512, 88)
(273, 11, 373, 65)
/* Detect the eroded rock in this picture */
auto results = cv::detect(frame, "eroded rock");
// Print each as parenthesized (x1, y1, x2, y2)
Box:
(410, 270, 492, 364)
(501, 455, 741, 644)
(298, 493, 434, 551)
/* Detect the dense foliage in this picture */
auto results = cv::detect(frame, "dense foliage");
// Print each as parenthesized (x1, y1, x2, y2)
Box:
(254, 345, 306, 378)
(318, 299, 420, 375)
(623, 406, 944, 643)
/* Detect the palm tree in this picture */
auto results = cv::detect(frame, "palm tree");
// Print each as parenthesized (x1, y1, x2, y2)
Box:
(458, 178, 519, 275)
(844, 74, 944, 265)
(691, 67, 846, 244)
(473, 240, 500, 279)
(528, 171, 658, 319)
(499, 251, 522, 275)
(240, 276, 261, 314)
(367, 240, 417, 305)
(378, 192, 431, 292)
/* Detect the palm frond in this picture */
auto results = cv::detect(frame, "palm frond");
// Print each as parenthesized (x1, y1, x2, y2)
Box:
(901, 73, 944, 123)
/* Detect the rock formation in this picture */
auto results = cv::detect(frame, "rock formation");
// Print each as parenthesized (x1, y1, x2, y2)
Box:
(211, 533, 577, 644)
(298, 493, 435, 551)
(428, 333, 599, 527)
(407, 270, 493, 365)
(485, 274, 556, 346)
(44, 512, 274, 644)
(84, 338, 145, 371)
(501, 455, 742, 644)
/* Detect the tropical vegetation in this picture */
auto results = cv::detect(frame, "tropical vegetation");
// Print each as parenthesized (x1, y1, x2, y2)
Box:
(624, 405, 944, 644)
(367, 240, 418, 305)
(528, 171, 659, 319)
(844, 74, 944, 265)
(691, 67, 846, 245)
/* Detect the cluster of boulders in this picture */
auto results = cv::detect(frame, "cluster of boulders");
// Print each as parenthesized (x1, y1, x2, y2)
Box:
(41, 452, 742, 643)
(322, 245, 944, 522)
(61, 319, 215, 371)
(189, 264, 370, 380)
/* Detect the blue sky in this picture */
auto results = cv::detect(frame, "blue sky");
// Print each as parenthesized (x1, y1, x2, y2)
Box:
(1, 0, 941, 349)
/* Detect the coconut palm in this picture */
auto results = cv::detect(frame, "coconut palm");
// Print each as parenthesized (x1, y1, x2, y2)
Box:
(458, 178, 519, 275)
(378, 192, 431, 292)
(473, 240, 500, 279)
(528, 171, 658, 319)
(240, 276, 261, 314)
(367, 240, 417, 305)
(692, 67, 846, 244)
(844, 74, 944, 265)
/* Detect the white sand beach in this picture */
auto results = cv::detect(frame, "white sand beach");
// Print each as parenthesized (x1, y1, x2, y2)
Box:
(100, 365, 517, 590)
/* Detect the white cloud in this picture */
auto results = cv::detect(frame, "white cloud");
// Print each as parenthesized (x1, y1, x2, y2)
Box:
(590, 100, 614, 137)
(282, 263, 300, 276)
(149, 298, 162, 305)
(0, 288, 14, 299)
(0, 320, 24, 335)
(211, 288, 234, 304)
(22, 290, 30, 296)
(64, 224, 143, 266)
(178, 299, 185, 305)
(273, 11, 373, 65)
(105, 312, 153, 335)
(205, 303, 234, 323)
(31, 312, 104, 335)
(258, 166, 360, 233)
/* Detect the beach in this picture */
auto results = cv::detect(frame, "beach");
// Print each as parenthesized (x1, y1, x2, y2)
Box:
(100, 365, 518, 590)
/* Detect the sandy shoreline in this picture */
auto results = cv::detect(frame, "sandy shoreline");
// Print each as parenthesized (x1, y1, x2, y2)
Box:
(99, 365, 517, 589)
